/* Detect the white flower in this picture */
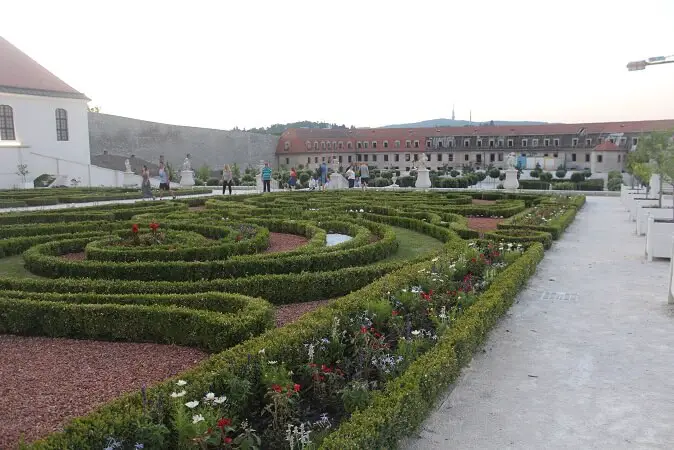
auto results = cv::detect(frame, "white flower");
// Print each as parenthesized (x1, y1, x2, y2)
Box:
(213, 396, 227, 404)
(258, 348, 265, 355)
(204, 392, 215, 401)
(192, 414, 205, 424)
(431, 257, 439, 262)
(176, 380, 187, 386)
(411, 330, 421, 336)
(170, 390, 186, 398)
(185, 400, 199, 409)
(359, 209, 364, 213)
(268, 360, 278, 365)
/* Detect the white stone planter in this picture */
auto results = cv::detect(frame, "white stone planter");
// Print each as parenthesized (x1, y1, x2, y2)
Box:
(629, 198, 660, 221)
(636, 207, 674, 235)
(621, 186, 646, 207)
(669, 237, 674, 304)
(645, 216, 674, 261)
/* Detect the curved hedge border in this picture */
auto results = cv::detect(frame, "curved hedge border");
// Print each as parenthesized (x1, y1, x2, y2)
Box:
(497, 201, 583, 240)
(0, 292, 273, 353)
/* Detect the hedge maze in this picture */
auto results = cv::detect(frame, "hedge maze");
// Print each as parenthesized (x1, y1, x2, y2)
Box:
(0, 190, 585, 449)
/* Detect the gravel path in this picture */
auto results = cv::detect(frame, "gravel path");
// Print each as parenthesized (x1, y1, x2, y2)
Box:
(466, 217, 503, 232)
(0, 335, 207, 449)
(275, 299, 331, 327)
(265, 232, 309, 253)
(405, 196, 674, 449)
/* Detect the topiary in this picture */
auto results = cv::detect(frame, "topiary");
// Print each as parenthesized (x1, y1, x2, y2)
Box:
(539, 172, 553, 182)
(450, 170, 460, 177)
(570, 172, 586, 183)
(555, 169, 567, 179)
(489, 168, 500, 179)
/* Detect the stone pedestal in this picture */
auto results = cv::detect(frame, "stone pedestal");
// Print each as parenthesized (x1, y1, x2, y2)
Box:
(650, 174, 661, 197)
(415, 168, 432, 189)
(123, 171, 137, 187)
(669, 236, 674, 304)
(328, 172, 349, 190)
(503, 169, 520, 190)
(180, 170, 195, 187)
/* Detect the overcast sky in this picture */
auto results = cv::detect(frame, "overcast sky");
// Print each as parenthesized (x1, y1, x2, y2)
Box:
(4, 0, 674, 130)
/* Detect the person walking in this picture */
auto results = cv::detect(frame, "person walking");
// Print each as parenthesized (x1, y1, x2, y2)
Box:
(158, 163, 172, 199)
(320, 161, 328, 191)
(289, 167, 297, 190)
(261, 162, 273, 193)
(346, 165, 356, 188)
(359, 162, 370, 190)
(222, 164, 234, 195)
(141, 165, 154, 199)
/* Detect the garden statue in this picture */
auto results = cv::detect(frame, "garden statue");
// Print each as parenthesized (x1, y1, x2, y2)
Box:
(506, 152, 517, 170)
(416, 155, 427, 170)
(182, 156, 192, 171)
(124, 159, 132, 173)
(332, 156, 339, 172)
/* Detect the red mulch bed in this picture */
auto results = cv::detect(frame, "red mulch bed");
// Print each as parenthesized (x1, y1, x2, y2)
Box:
(466, 217, 503, 233)
(275, 300, 331, 327)
(471, 199, 496, 205)
(0, 335, 207, 449)
(265, 232, 309, 253)
(61, 252, 85, 261)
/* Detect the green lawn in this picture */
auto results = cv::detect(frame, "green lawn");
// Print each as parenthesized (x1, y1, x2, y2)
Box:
(0, 255, 42, 279)
(383, 226, 443, 262)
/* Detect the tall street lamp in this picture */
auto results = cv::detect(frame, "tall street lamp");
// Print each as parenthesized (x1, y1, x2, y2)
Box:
(627, 55, 674, 71)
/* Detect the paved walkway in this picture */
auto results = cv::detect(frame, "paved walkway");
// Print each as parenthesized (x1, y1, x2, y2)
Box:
(404, 196, 674, 450)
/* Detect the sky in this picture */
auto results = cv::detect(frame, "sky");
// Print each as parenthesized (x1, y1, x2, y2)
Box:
(3, 0, 674, 130)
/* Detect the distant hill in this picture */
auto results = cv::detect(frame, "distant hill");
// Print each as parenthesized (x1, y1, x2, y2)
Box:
(383, 118, 548, 128)
(244, 121, 355, 135)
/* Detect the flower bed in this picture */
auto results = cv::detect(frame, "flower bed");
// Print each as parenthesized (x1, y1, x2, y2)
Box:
(0, 190, 585, 448)
(497, 198, 584, 239)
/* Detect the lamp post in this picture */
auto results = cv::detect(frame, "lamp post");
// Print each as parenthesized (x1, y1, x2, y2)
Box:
(626, 55, 674, 71)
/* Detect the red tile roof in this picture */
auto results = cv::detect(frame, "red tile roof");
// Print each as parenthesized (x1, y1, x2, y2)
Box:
(593, 141, 622, 152)
(0, 36, 89, 100)
(278, 120, 674, 154)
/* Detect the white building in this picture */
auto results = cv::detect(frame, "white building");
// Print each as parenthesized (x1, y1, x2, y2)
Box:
(0, 36, 141, 188)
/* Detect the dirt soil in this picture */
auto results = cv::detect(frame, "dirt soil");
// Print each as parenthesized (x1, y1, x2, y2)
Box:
(0, 335, 207, 449)
(275, 299, 331, 327)
(264, 232, 309, 253)
(466, 217, 503, 233)
(471, 199, 497, 205)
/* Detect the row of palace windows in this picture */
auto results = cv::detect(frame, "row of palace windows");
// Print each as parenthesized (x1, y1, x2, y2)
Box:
(288, 136, 640, 152)
(0, 105, 70, 141)
(296, 151, 622, 166)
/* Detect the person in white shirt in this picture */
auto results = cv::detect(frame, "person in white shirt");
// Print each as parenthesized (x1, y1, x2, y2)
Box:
(308, 176, 318, 190)
(346, 166, 356, 188)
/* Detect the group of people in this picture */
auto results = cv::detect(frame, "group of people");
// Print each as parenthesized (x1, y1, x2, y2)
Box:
(286, 161, 370, 192)
(141, 163, 174, 199)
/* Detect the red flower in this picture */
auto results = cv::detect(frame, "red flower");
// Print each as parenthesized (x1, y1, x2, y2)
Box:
(224, 436, 232, 444)
(293, 383, 301, 392)
(360, 326, 368, 334)
(391, 310, 399, 316)
(235, 234, 243, 241)
(149, 221, 160, 231)
(218, 418, 231, 429)
(131, 224, 139, 234)
(272, 384, 282, 393)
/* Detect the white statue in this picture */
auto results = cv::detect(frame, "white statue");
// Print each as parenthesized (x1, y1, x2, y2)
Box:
(416, 155, 427, 170)
(182, 156, 192, 171)
(332, 156, 339, 172)
(124, 159, 132, 172)
(506, 152, 517, 170)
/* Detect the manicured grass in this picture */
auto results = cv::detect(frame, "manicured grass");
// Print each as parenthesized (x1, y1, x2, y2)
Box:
(0, 256, 42, 279)
(383, 226, 442, 262)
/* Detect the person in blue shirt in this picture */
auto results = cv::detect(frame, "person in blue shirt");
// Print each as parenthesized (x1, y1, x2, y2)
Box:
(261, 162, 273, 193)
(320, 161, 328, 191)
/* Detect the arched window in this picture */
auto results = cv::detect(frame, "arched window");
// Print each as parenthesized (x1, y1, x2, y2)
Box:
(284, 141, 290, 151)
(55, 108, 69, 141)
(347, 142, 353, 149)
(0, 105, 16, 140)
(313, 141, 319, 150)
(306, 140, 312, 150)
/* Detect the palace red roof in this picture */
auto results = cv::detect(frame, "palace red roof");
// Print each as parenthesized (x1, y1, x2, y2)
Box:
(278, 120, 674, 153)
(0, 36, 89, 100)
(593, 141, 622, 152)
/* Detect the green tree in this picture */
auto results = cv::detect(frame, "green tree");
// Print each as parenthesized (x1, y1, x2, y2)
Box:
(632, 129, 674, 207)
(196, 164, 211, 182)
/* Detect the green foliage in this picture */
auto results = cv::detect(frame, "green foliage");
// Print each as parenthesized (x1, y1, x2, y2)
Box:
(539, 172, 553, 182)
(569, 172, 586, 183)
(555, 169, 567, 179)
